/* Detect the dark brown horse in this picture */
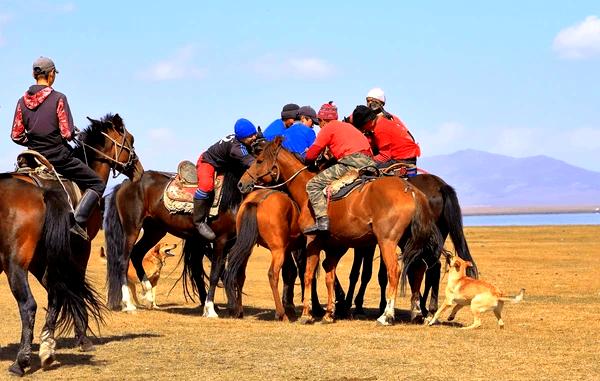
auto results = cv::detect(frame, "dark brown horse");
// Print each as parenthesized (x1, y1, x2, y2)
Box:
(104, 169, 243, 316)
(238, 137, 444, 325)
(0, 113, 142, 376)
(341, 173, 478, 320)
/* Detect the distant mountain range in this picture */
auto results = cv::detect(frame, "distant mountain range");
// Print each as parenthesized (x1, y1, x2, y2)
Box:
(418, 149, 600, 210)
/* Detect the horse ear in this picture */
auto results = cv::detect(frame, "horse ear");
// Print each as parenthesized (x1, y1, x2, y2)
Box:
(112, 114, 124, 131)
(87, 116, 100, 124)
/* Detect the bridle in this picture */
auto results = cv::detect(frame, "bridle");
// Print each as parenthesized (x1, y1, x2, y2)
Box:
(77, 122, 138, 178)
(245, 144, 307, 190)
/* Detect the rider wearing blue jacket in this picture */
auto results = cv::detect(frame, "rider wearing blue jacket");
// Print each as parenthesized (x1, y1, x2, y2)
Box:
(280, 105, 318, 158)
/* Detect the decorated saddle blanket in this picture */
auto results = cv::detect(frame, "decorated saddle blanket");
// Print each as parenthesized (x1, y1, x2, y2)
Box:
(324, 166, 379, 202)
(162, 160, 223, 216)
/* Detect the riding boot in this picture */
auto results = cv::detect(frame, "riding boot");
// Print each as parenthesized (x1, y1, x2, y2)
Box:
(70, 189, 100, 241)
(193, 198, 216, 240)
(303, 216, 330, 234)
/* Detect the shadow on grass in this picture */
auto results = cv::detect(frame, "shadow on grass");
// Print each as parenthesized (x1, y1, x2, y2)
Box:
(0, 332, 161, 376)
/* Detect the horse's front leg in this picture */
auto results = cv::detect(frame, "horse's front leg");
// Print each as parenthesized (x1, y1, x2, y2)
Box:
(423, 261, 441, 323)
(407, 261, 427, 323)
(322, 253, 343, 323)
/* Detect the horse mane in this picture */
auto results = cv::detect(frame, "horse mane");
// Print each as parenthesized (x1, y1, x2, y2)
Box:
(73, 113, 124, 161)
(219, 170, 243, 213)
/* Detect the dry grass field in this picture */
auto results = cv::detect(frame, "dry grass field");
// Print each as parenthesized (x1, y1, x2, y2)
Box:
(1, 225, 599, 380)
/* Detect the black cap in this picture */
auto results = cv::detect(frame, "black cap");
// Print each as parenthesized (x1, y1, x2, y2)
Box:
(352, 105, 376, 129)
(298, 105, 319, 125)
(281, 103, 300, 120)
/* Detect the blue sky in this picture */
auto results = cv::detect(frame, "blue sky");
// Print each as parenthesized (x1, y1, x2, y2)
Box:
(1, 1, 599, 179)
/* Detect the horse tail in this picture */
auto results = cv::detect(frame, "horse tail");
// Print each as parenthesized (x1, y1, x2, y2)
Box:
(440, 184, 478, 278)
(400, 189, 445, 295)
(180, 238, 209, 302)
(104, 181, 128, 310)
(224, 202, 259, 309)
(42, 188, 105, 335)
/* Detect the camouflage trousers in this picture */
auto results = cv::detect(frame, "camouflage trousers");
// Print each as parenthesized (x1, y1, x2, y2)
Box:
(306, 152, 376, 218)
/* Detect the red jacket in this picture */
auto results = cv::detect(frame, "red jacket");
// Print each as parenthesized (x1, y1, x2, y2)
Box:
(305, 120, 372, 161)
(366, 116, 420, 162)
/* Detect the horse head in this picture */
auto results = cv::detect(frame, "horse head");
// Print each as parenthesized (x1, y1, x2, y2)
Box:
(238, 136, 284, 194)
(78, 113, 144, 181)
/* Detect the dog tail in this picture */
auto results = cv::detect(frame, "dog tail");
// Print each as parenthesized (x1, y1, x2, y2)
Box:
(499, 288, 525, 303)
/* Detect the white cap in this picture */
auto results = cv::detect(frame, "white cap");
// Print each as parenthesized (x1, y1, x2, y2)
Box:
(366, 87, 386, 104)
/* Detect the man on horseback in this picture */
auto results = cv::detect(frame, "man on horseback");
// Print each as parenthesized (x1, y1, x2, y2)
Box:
(194, 118, 258, 240)
(352, 105, 421, 176)
(10, 56, 105, 240)
(303, 102, 375, 234)
(262, 103, 300, 140)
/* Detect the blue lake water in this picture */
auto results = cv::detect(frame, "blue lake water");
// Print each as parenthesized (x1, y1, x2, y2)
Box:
(463, 213, 600, 227)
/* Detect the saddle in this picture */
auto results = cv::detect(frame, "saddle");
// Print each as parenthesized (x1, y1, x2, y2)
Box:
(162, 160, 223, 216)
(379, 162, 417, 178)
(12, 150, 82, 204)
(324, 166, 380, 202)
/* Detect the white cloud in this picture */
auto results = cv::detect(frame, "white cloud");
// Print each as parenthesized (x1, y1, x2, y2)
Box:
(553, 15, 600, 59)
(251, 54, 335, 79)
(137, 45, 206, 81)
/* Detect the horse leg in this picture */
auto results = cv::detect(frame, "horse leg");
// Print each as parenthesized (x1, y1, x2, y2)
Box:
(6, 266, 37, 377)
(407, 261, 427, 323)
(376, 240, 400, 326)
(268, 248, 287, 321)
(321, 254, 339, 323)
(423, 261, 441, 324)
(39, 289, 59, 369)
(119, 228, 144, 312)
(130, 225, 165, 308)
(204, 236, 227, 318)
(281, 251, 298, 320)
(354, 245, 376, 316)
(345, 248, 363, 314)
(377, 254, 388, 315)
(300, 238, 320, 324)
(333, 273, 348, 319)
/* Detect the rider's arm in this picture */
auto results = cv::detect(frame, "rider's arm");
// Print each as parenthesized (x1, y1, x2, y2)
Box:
(56, 95, 75, 141)
(230, 140, 255, 168)
(305, 124, 331, 162)
(11, 102, 28, 146)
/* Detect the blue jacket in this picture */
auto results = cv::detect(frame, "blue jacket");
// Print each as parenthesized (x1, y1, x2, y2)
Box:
(280, 122, 316, 157)
(262, 119, 285, 140)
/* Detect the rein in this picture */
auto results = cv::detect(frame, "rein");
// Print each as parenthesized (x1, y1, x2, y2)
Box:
(253, 166, 308, 189)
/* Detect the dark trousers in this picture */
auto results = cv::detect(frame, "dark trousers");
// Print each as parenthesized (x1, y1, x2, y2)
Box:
(42, 147, 106, 196)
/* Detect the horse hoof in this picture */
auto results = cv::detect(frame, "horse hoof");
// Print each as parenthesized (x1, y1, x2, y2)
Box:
(8, 362, 24, 377)
(39, 338, 56, 370)
(299, 315, 314, 325)
(79, 341, 96, 352)
(376, 315, 394, 326)
(321, 315, 335, 324)
(411, 315, 425, 324)
(312, 307, 326, 318)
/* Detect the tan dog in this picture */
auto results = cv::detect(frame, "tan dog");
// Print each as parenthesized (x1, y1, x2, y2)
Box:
(119, 243, 177, 309)
(428, 256, 524, 329)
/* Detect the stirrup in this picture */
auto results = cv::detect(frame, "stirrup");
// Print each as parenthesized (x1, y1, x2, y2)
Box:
(70, 223, 89, 241)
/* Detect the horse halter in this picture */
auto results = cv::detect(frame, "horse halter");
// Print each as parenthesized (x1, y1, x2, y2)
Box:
(78, 122, 138, 178)
(245, 145, 283, 186)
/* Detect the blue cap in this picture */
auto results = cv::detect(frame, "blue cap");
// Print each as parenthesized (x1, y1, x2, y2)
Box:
(234, 118, 257, 139)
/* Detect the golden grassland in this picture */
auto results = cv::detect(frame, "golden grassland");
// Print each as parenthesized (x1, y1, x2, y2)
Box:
(1, 225, 599, 380)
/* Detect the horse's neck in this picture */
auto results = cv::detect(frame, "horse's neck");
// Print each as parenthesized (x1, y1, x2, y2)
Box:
(89, 161, 111, 185)
(278, 150, 312, 206)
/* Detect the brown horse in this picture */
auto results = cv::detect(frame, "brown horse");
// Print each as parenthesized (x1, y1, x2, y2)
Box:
(238, 137, 444, 325)
(104, 169, 243, 316)
(224, 189, 337, 321)
(341, 173, 478, 320)
(0, 179, 104, 376)
(0, 113, 142, 376)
